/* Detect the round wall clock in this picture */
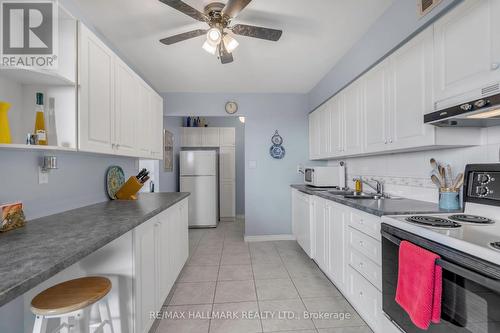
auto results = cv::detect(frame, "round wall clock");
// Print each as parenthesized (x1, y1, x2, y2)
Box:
(225, 101, 238, 114)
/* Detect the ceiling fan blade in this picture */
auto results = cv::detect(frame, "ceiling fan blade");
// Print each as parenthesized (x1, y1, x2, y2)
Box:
(231, 24, 282, 41)
(160, 29, 208, 45)
(219, 43, 234, 64)
(159, 0, 208, 22)
(222, 0, 252, 18)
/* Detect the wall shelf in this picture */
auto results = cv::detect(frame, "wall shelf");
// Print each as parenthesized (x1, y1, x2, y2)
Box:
(0, 144, 76, 152)
(0, 67, 76, 86)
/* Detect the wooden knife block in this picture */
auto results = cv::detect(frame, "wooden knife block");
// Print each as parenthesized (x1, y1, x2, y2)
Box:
(115, 176, 143, 200)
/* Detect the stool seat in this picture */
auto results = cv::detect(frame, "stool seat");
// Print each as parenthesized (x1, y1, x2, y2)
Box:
(31, 277, 111, 316)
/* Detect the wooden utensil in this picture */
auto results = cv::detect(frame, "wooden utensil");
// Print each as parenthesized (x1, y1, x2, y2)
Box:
(430, 158, 438, 173)
(452, 173, 464, 190)
(438, 165, 446, 185)
(446, 164, 453, 187)
(431, 175, 443, 189)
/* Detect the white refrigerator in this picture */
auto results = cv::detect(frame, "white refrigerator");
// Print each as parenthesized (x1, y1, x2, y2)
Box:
(180, 150, 218, 228)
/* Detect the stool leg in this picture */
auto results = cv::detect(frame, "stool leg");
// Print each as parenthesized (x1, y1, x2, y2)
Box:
(32, 315, 47, 333)
(74, 310, 88, 333)
(97, 300, 114, 333)
(60, 316, 70, 333)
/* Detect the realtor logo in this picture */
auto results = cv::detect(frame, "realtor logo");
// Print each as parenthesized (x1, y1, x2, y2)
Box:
(1, 0, 58, 68)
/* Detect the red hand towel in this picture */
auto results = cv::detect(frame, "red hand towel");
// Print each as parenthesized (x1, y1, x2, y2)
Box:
(395, 240, 442, 330)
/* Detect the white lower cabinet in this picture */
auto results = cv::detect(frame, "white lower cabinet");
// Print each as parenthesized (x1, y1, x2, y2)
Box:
(326, 201, 347, 291)
(312, 197, 328, 271)
(134, 198, 189, 333)
(347, 267, 383, 331)
(291, 189, 314, 258)
(306, 194, 397, 333)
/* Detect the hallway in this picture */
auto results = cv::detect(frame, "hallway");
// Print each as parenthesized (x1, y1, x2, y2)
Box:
(155, 221, 372, 333)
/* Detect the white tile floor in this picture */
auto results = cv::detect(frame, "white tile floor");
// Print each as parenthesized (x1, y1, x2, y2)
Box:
(155, 221, 372, 333)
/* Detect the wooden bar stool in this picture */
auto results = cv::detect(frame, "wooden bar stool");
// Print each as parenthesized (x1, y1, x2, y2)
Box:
(30, 276, 114, 333)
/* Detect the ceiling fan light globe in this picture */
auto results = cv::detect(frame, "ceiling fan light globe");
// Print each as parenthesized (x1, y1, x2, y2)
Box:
(202, 40, 217, 55)
(207, 28, 222, 45)
(223, 34, 239, 53)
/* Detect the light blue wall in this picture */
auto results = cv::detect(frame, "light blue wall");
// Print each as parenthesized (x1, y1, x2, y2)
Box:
(163, 93, 311, 236)
(0, 150, 137, 219)
(308, 0, 462, 111)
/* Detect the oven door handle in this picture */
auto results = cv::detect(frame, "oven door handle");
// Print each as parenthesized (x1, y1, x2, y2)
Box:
(382, 231, 500, 292)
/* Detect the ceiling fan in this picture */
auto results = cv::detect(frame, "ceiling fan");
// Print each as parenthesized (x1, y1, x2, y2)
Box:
(159, 0, 283, 64)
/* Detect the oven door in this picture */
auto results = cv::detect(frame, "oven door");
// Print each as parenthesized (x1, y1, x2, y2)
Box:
(381, 224, 500, 333)
(304, 168, 314, 184)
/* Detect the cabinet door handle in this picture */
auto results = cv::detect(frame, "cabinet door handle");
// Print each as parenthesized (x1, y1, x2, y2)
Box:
(359, 240, 364, 247)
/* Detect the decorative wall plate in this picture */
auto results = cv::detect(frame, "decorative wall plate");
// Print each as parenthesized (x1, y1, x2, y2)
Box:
(270, 130, 285, 159)
(106, 166, 125, 200)
(271, 130, 283, 145)
(270, 145, 285, 159)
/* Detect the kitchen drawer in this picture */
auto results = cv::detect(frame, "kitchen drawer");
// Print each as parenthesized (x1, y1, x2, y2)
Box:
(348, 227, 381, 266)
(348, 267, 382, 332)
(348, 247, 382, 291)
(349, 209, 381, 241)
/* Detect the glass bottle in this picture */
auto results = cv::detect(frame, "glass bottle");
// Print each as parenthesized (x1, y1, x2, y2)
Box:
(34, 93, 47, 145)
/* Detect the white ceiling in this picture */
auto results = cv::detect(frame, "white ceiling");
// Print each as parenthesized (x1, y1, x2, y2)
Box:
(73, 0, 394, 93)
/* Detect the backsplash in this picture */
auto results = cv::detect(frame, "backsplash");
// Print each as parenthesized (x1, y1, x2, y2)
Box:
(329, 126, 500, 203)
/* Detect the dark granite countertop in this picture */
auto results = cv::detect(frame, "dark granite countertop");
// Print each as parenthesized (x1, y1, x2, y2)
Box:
(291, 184, 460, 217)
(0, 192, 189, 307)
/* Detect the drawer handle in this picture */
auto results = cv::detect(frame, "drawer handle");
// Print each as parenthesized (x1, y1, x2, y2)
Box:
(359, 291, 364, 297)
(359, 240, 364, 247)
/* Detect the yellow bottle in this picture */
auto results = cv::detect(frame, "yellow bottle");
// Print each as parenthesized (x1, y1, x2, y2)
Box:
(355, 179, 363, 193)
(0, 101, 11, 144)
(34, 92, 47, 145)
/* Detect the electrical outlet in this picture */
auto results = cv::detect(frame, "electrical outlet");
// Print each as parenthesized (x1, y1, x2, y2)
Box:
(38, 167, 48, 184)
(297, 164, 303, 174)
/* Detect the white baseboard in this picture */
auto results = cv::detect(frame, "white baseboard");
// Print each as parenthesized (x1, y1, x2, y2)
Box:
(244, 234, 296, 242)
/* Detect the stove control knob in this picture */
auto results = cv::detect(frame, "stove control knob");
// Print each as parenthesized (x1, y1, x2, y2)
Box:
(477, 174, 491, 185)
(476, 186, 489, 197)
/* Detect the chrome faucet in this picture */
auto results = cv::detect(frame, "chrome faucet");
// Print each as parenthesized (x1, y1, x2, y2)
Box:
(360, 177, 384, 195)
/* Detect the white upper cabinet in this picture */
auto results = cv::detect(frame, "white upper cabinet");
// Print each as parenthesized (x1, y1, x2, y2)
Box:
(319, 104, 331, 158)
(309, 11, 486, 160)
(364, 60, 391, 153)
(150, 92, 164, 159)
(78, 23, 115, 155)
(219, 127, 236, 146)
(182, 127, 203, 147)
(78, 22, 163, 159)
(434, 0, 500, 108)
(343, 81, 364, 155)
(114, 58, 139, 156)
(328, 96, 343, 157)
(203, 128, 221, 147)
(390, 27, 435, 149)
(309, 111, 320, 160)
(137, 83, 151, 157)
(181, 127, 234, 147)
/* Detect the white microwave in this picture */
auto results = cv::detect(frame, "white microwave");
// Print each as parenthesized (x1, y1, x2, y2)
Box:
(304, 166, 345, 188)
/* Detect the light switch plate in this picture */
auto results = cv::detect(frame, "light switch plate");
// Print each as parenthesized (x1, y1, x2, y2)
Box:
(38, 167, 48, 184)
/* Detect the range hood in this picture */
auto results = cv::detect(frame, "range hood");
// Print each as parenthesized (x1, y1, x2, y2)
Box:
(425, 92, 500, 127)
